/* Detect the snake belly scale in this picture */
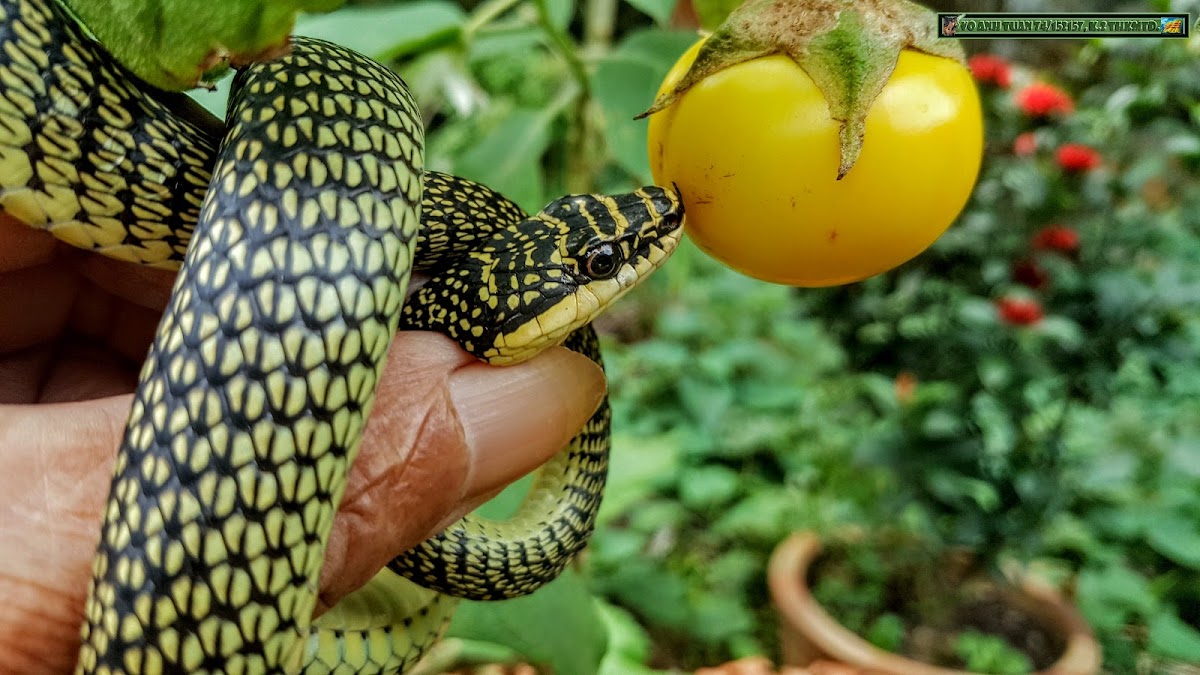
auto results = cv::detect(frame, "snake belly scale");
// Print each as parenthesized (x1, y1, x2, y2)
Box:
(0, 0, 684, 672)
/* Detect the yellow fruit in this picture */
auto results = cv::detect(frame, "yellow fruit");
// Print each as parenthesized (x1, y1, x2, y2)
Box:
(648, 38, 984, 286)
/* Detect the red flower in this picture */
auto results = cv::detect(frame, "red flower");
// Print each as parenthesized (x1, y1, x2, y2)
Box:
(1011, 259, 1049, 289)
(1032, 225, 1080, 253)
(969, 54, 1012, 88)
(997, 297, 1044, 326)
(1015, 82, 1074, 117)
(1055, 144, 1101, 172)
(1013, 132, 1038, 156)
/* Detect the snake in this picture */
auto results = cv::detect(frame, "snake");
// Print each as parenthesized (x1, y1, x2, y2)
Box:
(0, 0, 685, 672)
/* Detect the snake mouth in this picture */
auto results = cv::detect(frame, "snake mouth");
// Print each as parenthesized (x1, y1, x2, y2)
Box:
(621, 182, 684, 270)
(642, 222, 683, 271)
(602, 184, 684, 303)
(648, 182, 686, 236)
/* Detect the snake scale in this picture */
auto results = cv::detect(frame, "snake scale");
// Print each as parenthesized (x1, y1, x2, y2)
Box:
(0, 0, 685, 671)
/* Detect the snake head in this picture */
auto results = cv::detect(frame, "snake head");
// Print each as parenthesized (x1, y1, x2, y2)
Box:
(405, 186, 684, 365)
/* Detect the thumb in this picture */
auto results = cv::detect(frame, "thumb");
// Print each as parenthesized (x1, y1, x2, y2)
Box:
(317, 331, 607, 607)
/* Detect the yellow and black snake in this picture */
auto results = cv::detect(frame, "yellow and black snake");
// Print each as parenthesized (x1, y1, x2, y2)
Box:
(0, 0, 685, 671)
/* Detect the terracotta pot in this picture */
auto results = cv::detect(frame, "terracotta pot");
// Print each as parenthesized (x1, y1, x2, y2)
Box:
(767, 532, 1102, 675)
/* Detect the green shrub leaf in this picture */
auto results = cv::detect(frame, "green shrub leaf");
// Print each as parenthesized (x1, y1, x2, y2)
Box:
(445, 569, 608, 675)
(295, 1, 465, 60)
(1147, 610, 1200, 662)
(63, 0, 342, 90)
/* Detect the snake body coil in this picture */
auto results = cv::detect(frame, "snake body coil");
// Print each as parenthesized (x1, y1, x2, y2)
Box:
(0, 0, 684, 672)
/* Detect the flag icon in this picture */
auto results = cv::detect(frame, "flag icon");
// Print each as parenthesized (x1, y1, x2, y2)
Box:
(1161, 17, 1184, 33)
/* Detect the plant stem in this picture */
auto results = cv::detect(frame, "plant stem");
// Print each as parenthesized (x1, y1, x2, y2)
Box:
(528, 0, 595, 192)
(474, 20, 533, 38)
(545, 78, 583, 119)
(564, 99, 594, 193)
(582, 0, 617, 56)
(462, 0, 526, 39)
(533, 0, 589, 94)
(567, 0, 620, 193)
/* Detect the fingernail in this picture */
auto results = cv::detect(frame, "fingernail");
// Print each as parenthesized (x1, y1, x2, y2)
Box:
(448, 347, 606, 501)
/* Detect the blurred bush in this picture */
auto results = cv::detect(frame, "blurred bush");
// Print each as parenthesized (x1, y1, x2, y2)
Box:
(595, 20, 1200, 675)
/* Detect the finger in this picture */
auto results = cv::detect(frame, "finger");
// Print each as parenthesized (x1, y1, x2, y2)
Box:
(35, 339, 140, 403)
(66, 282, 162, 368)
(0, 395, 129, 674)
(0, 274, 162, 404)
(0, 213, 58, 274)
(0, 261, 79, 353)
(0, 333, 149, 406)
(317, 332, 607, 609)
(0, 344, 55, 403)
(76, 253, 176, 313)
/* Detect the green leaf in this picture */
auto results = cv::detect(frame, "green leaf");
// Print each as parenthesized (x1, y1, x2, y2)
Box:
(295, 1, 466, 60)
(598, 431, 684, 523)
(402, 49, 486, 119)
(925, 469, 1000, 512)
(707, 550, 763, 591)
(689, 593, 755, 643)
(677, 464, 742, 510)
(455, 106, 558, 211)
(471, 28, 544, 60)
(592, 30, 701, 180)
(1076, 564, 1158, 631)
(591, 58, 659, 181)
(711, 489, 794, 543)
(545, 0, 576, 29)
(1035, 316, 1085, 350)
(676, 375, 735, 428)
(921, 409, 964, 438)
(954, 630, 1033, 675)
(445, 568, 607, 675)
(1146, 517, 1200, 570)
(63, 0, 343, 91)
(1076, 452, 1140, 500)
(627, 499, 689, 533)
(692, 0, 743, 31)
(866, 613, 904, 652)
(476, 474, 535, 519)
(596, 602, 658, 675)
(406, 638, 527, 674)
(590, 529, 646, 567)
(623, 0, 676, 25)
(1147, 610, 1200, 662)
(596, 560, 692, 629)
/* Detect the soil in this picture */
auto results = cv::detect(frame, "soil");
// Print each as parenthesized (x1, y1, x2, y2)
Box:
(956, 596, 1064, 669)
(809, 538, 1066, 672)
(900, 593, 1064, 670)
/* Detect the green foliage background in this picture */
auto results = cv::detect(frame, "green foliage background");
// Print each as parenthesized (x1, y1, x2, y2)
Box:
(180, 0, 1200, 672)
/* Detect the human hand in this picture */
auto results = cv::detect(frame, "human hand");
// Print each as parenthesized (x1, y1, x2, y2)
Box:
(0, 214, 607, 674)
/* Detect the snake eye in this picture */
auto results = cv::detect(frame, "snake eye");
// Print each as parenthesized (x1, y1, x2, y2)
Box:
(585, 243, 622, 280)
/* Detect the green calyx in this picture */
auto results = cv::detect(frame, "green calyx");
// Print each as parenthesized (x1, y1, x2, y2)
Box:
(59, 0, 344, 91)
(640, 0, 965, 179)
